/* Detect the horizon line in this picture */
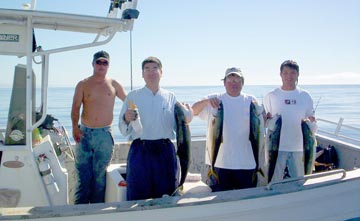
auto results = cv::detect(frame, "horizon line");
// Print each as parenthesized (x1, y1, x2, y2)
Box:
(1, 83, 360, 89)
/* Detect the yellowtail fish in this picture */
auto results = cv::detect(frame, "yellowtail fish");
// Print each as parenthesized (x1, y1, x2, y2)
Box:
(266, 114, 282, 183)
(174, 102, 191, 191)
(206, 102, 224, 186)
(302, 119, 317, 175)
(249, 101, 266, 185)
(266, 116, 317, 182)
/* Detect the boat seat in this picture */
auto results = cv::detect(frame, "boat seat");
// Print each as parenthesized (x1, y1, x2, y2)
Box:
(0, 188, 21, 207)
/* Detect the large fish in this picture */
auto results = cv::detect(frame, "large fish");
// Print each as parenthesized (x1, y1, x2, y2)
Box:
(266, 116, 317, 182)
(302, 119, 317, 175)
(266, 114, 282, 183)
(249, 101, 266, 186)
(206, 102, 224, 185)
(174, 102, 191, 190)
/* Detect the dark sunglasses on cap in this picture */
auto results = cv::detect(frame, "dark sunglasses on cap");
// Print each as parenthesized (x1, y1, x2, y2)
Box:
(95, 60, 109, 66)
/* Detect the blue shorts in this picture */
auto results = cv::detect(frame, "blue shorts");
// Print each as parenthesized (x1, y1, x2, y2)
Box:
(126, 139, 177, 201)
(73, 125, 114, 204)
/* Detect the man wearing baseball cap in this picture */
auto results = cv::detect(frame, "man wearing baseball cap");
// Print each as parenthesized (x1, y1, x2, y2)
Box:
(92, 50, 110, 62)
(71, 50, 126, 204)
(192, 67, 262, 191)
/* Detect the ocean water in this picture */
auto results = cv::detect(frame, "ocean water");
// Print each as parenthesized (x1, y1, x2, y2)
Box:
(1, 85, 359, 143)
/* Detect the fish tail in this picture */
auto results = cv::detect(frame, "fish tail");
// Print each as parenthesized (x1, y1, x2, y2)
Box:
(207, 167, 219, 182)
(171, 185, 184, 197)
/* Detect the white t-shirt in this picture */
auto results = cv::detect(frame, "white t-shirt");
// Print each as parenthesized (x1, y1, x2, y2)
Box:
(198, 92, 256, 170)
(263, 87, 314, 152)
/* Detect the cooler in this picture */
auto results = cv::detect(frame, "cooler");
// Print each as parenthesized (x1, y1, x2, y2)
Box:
(105, 163, 127, 202)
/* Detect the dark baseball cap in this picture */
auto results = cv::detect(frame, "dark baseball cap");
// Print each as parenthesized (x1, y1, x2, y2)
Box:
(93, 50, 110, 62)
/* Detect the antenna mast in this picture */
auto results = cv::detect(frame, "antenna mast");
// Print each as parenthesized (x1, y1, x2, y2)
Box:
(130, 30, 133, 91)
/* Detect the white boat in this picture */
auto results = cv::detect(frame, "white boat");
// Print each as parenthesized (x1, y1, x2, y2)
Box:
(1, 2, 360, 220)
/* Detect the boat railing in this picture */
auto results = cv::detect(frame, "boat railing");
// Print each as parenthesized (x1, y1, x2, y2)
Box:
(266, 169, 346, 190)
(316, 118, 360, 143)
(192, 117, 360, 143)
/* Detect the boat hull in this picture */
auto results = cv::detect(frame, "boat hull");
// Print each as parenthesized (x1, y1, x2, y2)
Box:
(1, 169, 360, 221)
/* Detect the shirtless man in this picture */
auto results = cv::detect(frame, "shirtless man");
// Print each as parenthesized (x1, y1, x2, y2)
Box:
(71, 50, 126, 204)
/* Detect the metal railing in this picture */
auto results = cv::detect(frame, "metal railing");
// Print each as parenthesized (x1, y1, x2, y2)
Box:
(191, 118, 360, 143)
(316, 118, 360, 143)
(266, 169, 346, 190)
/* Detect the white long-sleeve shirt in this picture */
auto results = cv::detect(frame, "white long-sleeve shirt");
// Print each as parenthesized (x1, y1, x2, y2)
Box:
(119, 86, 177, 141)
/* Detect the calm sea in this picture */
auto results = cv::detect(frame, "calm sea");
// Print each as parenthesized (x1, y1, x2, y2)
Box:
(1, 85, 359, 143)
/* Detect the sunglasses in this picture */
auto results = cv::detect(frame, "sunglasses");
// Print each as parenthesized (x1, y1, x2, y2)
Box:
(95, 60, 109, 66)
(225, 75, 242, 83)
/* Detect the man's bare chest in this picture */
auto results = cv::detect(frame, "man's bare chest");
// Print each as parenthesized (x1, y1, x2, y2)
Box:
(84, 84, 115, 102)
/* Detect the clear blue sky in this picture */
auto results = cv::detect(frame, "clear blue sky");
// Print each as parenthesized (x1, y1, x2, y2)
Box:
(1, 0, 360, 87)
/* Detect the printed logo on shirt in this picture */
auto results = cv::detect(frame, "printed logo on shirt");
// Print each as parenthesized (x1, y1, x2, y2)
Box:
(284, 99, 296, 105)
